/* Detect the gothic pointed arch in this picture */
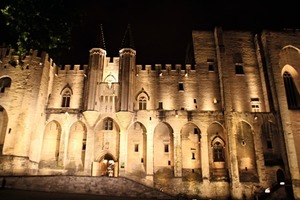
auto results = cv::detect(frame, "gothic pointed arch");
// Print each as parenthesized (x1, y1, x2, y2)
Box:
(236, 120, 258, 182)
(211, 136, 225, 162)
(135, 88, 150, 101)
(60, 83, 73, 95)
(180, 122, 201, 181)
(153, 122, 174, 178)
(93, 117, 120, 175)
(66, 121, 87, 171)
(282, 69, 300, 109)
(207, 122, 228, 180)
(104, 73, 116, 83)
(100, 153, 116, 177)
(60, 84, 73, 108)
(40, 120, 62, 169)
(104, 73, 116, 88)
(136, 88, 150, 110)
(127, 121, 147, 175)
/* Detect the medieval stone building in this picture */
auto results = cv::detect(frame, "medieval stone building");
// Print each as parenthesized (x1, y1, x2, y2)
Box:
(0, 26, 300, 199)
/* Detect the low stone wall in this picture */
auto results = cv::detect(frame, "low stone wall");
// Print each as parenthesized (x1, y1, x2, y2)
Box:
(0, 176, 175, 199)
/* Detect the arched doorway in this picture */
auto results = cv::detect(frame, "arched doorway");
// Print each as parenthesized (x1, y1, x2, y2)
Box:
(92, 153, 116, 177)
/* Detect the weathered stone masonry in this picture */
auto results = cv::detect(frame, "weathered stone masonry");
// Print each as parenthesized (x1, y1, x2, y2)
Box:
(1, 26, 300, 199)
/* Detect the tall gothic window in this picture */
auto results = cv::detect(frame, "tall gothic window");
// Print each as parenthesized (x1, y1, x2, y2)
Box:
(283, 71, 300, 109)
(212, 140, 225, 162)
(104, 118, 113, 130)
(0, 77, 11, 93)
(139, 96, 147, 110)
(61, 90, 71, 107)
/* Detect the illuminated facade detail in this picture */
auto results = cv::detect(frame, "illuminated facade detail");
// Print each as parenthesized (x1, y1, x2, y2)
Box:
(212, 137, 225, 162)
(61, 89, 71, 107)
(251, 98, 260, 112)
(103, 118, 113, 130)
(1, 26, 300, 199)
(283, 71, 300, 109)
(138, 96, 147, 110)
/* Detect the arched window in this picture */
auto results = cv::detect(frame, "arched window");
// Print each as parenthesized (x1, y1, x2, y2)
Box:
(283, 71, 300, 109)
(213, 142, 225, 162)
(61, 90, 71, 107)
(139, 96, 147, 110)
(0, 77, 11, 93)
(104, 118, 113, 130)
(212, 137, 225, 162)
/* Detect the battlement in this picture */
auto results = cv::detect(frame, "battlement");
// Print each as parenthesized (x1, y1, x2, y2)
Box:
(59, 64, 88, 71)
(0, 48, 49, 63)
(135, 63, 196, 76)
(136, 64, 195, 71)
(0, 48, 59, 72)
(105, 57, 119, 65)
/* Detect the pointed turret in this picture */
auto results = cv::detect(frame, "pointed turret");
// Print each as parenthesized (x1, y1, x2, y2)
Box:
(118, 24, 136, 112)
(98, 24, 106, 50)
(84, 24, 107, 111)
(120, 24, 135, 50)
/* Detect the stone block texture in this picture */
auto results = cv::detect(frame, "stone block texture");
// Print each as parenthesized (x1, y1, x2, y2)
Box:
(0, 27, 300, 200)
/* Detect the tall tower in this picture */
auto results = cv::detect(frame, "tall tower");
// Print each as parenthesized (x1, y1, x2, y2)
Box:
(84, 25, 106, 111)
(118, 24, 136, 112)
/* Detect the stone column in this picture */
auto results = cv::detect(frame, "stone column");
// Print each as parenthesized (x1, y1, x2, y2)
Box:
(201, 131, 210, 180)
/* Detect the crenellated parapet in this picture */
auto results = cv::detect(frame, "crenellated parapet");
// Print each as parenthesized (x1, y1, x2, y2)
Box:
(0, 48, 56, 72)
(135, 63, 196, 77)
(55, 64, 88, 76)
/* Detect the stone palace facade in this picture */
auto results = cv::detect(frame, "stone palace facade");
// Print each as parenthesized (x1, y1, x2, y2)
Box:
(1, 26, 300, 199)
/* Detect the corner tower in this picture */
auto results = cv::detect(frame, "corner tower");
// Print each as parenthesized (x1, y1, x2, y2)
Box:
(118, 24, 136, 112)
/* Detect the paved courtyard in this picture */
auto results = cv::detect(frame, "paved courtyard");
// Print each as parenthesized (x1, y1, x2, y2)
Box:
(0, 188, 167, 200)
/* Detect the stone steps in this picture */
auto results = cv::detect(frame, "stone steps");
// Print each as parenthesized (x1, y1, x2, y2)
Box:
(1, 176, 175, 199)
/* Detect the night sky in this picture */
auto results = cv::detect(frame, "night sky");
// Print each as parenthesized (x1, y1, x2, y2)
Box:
(5, 0, 300, 65)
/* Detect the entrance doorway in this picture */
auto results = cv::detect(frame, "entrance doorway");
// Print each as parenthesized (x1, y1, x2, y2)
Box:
(92, 154, 116, 177)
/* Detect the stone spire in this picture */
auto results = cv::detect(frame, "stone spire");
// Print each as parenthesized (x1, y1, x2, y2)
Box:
(120, 24, 135, 49)
(97, 24, 106, 50)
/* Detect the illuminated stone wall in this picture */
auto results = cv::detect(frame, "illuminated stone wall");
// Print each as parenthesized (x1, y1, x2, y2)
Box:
(0, 27, 299, 199)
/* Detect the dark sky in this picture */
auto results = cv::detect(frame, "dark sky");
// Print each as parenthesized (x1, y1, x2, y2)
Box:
(50, 1, 300, 65)
(1, 1, 299, 65)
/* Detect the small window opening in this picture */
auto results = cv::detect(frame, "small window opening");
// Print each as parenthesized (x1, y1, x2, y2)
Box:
(164, 144, 169, 153)
(235, 64, 244, 74)
(208, 63, 214, 71)
(158, 102, 163, 110)
(178, 82, 184, 91)
(134, 144, 139, 152)
(192, 152, 195, 160)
